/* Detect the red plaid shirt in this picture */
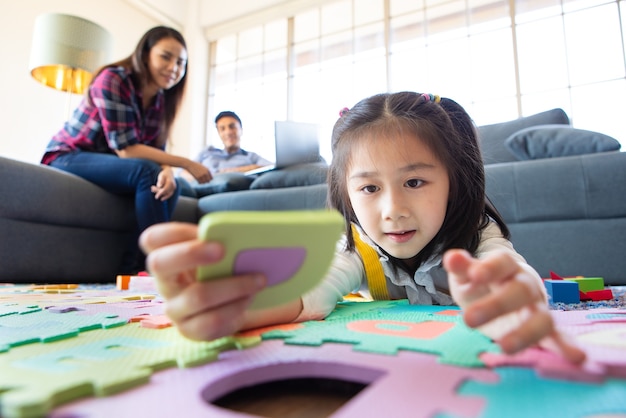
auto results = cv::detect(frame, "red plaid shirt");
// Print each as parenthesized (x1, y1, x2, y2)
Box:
(42, 66, 164, 165)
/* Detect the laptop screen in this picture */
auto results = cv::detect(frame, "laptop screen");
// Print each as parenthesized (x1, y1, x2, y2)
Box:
(273, 120, 320, 168)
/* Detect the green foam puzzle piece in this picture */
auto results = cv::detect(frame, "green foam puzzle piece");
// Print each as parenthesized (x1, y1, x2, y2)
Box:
(0, 303, 42, 317)
(262, 300, 499, 367)
(197, 210, 344, 310)
(0, 310, 128, 353)
(0, 322, 260, 418)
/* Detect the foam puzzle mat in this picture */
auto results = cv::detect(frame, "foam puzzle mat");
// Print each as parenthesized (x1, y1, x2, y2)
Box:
(1, 282, 626, 417)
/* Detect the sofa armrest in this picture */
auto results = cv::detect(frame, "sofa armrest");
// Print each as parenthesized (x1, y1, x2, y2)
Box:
(172, 196, 200, 223)
(0, 156, 134, 231)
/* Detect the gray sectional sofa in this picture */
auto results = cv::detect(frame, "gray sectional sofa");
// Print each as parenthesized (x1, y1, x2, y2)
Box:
(2, 108, 625, 285)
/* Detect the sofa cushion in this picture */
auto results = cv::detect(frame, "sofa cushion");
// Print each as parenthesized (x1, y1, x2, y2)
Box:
(504, 125, 621, 160)
(249, 162, 328, 190)
(478, 108, 570, 164)
(198, 184, 328, 215)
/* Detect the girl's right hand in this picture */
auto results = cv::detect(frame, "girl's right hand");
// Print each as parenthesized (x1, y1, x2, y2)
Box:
(186, 161, 213, 184)
(139, 222, 266, 341)
(444, 249, 586, 364)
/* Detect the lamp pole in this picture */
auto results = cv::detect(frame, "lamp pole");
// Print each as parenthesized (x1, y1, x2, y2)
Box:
(65, 68, 75, 120)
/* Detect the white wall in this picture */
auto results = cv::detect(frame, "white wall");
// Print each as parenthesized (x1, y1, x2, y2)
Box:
(0, 0, 165, 164)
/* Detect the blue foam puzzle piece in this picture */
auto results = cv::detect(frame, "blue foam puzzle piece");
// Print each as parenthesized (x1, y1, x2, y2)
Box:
(446, 367, 626, 418)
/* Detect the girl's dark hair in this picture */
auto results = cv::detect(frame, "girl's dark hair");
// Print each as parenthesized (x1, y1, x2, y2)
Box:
(88, 26, 188, 147)
(328, 91, 509, 270)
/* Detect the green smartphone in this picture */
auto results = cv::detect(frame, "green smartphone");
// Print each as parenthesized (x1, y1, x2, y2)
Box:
(197, 210, 344, 310)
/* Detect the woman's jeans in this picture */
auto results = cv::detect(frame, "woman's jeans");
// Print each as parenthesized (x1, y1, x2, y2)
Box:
(50, 151, 181, 272)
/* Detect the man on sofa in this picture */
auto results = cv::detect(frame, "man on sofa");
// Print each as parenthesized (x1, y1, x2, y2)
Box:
(178, 111, 272, 197)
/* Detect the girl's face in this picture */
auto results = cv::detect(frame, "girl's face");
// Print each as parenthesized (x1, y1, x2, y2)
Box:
(347, 133, 450, 268)
(146, 37, 187, 91)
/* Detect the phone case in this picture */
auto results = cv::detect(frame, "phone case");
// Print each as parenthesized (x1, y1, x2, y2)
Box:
(197, 210, 344, 310)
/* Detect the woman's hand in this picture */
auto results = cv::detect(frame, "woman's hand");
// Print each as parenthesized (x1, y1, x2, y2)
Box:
(185, 161, 213, 184)
(139, 222, 267, 341)
(443, 249, 586, 364)
(151, 167, 177, 201)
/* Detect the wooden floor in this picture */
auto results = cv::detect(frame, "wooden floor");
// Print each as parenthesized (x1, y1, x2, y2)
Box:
(213, 377, 367, 418)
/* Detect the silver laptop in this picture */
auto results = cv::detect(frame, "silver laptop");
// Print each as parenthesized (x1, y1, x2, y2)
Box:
(245, 121, 321, 176)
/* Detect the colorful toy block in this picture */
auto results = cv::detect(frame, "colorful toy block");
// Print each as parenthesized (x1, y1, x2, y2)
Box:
(544, 279, 580, 304)
(581, 289, 614, 302)
(565, 277, 605, 293)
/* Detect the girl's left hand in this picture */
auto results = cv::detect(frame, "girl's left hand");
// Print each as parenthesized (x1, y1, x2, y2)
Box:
(152, 167, 177, 200)
(443, 249, 586, 364)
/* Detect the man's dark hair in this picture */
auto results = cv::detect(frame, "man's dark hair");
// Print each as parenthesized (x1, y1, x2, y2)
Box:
(215, 111, 242, 127)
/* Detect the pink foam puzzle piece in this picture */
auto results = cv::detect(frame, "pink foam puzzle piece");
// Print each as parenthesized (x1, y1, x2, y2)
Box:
(551, 308, 626, 373)
(479, 308, 626, 382)
(139, 314, 172, 329)
(551, 308, 626, 326)
(51, 340, 499, 418)
(480, 348, 611, 383)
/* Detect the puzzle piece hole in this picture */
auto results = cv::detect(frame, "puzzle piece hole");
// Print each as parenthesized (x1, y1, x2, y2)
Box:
(204, 362, 383, 417)
(213, 377, 366, 417)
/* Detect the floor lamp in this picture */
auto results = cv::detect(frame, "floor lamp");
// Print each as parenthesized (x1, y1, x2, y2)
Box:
(29, 13, 112, 118)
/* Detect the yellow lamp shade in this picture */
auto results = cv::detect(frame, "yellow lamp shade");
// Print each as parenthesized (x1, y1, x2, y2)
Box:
(29, 13, 112, 94)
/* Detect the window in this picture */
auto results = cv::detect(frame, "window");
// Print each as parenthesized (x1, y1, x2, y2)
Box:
(208, 0, 626, 161)
(208, 20, 288, 159)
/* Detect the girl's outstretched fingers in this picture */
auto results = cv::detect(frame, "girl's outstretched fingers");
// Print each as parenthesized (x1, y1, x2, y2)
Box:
(443, 248, 586, 365)
(540, 329, 587, 365)
(496, 303, 587, 364)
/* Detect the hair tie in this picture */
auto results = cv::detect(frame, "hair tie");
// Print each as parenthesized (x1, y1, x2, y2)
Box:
(339, 107, 350, 117)
(421, 93, 441, 103)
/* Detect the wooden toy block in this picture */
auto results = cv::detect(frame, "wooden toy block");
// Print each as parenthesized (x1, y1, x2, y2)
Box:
(116, 275, 131, 290)
(565, 277, 605, 293)
(580, 289, 614, 301)
(544, 279, 580, 304)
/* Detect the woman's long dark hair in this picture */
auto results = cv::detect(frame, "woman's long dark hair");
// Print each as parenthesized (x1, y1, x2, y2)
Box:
(88, 26, 188, 147)
(328, 91, 509, 271)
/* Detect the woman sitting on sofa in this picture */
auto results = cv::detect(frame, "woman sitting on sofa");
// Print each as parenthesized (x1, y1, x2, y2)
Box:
(40, 26, 212, 273)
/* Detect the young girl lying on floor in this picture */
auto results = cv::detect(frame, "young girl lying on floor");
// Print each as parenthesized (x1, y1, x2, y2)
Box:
(140, 91, 585, 364)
